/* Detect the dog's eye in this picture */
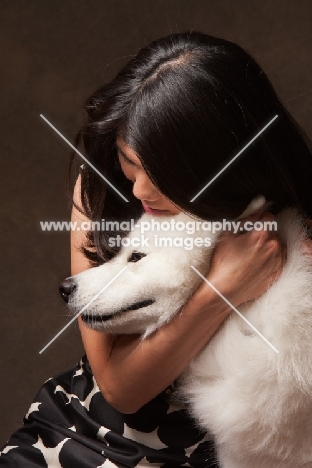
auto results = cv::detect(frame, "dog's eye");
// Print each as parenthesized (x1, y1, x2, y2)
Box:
(128, 251, 146, 263)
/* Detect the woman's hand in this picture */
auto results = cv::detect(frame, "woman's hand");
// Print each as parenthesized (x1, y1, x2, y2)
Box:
(201, 214, 312, 310)
(200, 211, 286, 308)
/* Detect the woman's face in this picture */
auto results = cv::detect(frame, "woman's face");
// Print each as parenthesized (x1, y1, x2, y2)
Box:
(116, 136, 181, 216)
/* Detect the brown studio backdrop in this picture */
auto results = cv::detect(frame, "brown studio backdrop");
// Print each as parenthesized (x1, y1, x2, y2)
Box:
(1, 0, 312, 445)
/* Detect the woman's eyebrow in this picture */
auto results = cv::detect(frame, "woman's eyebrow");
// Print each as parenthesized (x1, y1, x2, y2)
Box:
(116, 144, 141, 167)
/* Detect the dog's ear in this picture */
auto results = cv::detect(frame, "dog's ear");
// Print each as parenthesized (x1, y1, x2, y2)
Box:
(237, 195, 266, 220)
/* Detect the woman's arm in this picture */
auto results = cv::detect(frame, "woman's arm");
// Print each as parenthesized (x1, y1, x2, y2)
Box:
(70, 175, 119, 372)
(71, 175, 285, 414)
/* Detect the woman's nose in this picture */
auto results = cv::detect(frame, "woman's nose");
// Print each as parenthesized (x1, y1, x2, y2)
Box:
(132, 174, 160, 201)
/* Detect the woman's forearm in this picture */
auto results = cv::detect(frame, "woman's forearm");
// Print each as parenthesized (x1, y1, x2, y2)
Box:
(79, 282, 231, 414)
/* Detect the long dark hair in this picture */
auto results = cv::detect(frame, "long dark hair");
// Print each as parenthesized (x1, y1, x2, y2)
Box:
(69, 31, 312, 265)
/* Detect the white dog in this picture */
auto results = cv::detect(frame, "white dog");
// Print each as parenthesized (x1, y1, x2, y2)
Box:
(65, 198, 312, 467)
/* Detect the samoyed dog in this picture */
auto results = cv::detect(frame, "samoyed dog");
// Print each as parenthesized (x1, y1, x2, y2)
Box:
(61, 197, 312, 467)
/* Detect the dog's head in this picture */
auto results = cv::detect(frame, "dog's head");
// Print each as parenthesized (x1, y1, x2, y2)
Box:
(60, 197, 266, 338)
(60, 211, 218, 338)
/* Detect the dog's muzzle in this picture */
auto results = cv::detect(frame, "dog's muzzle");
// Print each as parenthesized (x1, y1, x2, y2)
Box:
(59, 278, 76, 303)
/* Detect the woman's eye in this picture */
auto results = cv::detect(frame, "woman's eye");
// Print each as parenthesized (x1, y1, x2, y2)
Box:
(128, 251, 147, 262)
(118, 152, 136, 166)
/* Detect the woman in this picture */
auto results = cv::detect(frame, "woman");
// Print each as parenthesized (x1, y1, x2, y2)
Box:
(1, 31, 312, 467)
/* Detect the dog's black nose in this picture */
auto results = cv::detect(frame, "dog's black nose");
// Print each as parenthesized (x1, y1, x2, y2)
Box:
(59, 278, 76, 303)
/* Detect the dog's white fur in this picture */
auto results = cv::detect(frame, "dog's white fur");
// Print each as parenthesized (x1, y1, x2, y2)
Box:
(68, 198, 312, 467)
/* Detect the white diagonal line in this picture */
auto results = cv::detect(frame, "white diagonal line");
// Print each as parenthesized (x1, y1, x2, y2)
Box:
(191, 266, 279, 353)
(39, 266, 128, 354)
(40, 114, 129, 202)
(190, 115, 278, 202)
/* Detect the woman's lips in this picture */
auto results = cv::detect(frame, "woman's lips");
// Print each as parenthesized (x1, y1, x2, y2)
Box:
(142, 203, 169, 215)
